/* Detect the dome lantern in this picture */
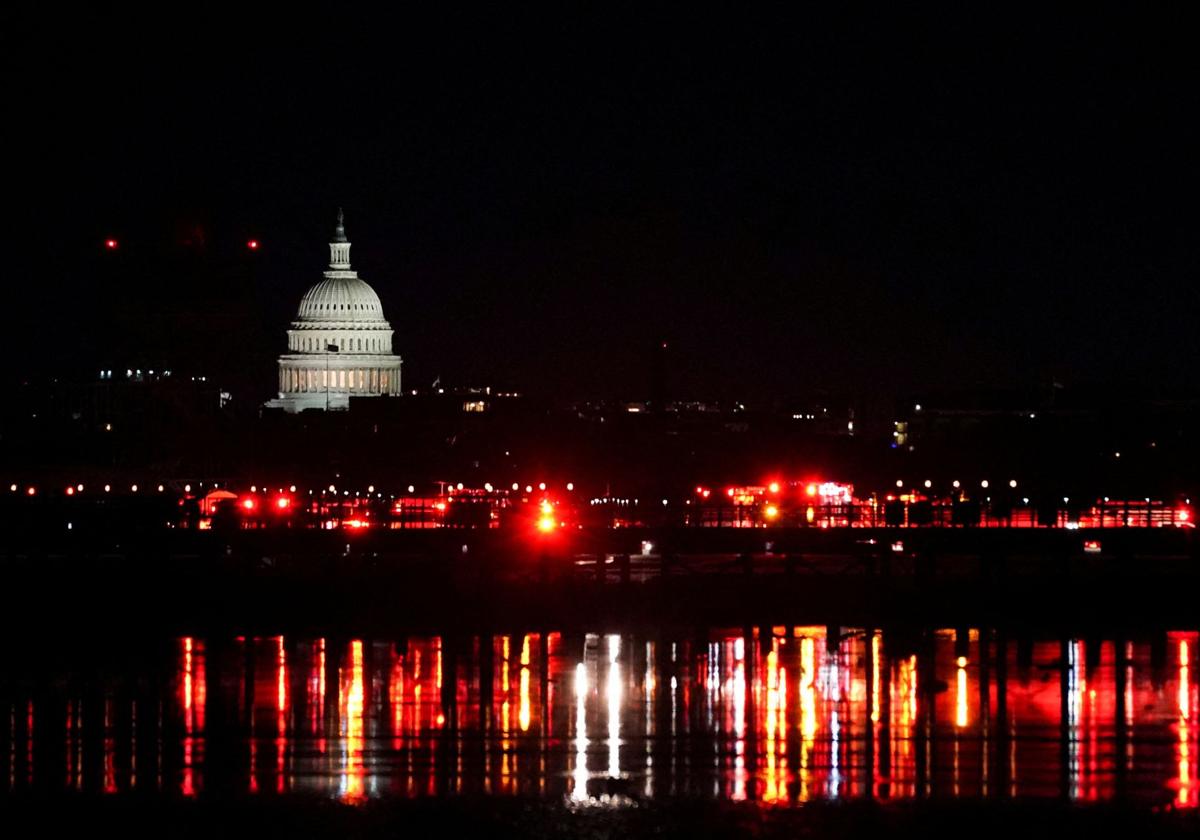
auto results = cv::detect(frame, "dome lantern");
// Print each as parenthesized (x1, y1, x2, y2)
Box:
(329, 207, 352, 270)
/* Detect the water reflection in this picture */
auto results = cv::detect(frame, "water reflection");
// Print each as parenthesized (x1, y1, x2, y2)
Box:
(180, 637, 205, 796)
(2, 628, 1199, 807)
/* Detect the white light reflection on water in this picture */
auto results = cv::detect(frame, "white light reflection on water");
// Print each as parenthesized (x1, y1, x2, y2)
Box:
(606, 635, 621, 780)
(572, 661, 588, 801)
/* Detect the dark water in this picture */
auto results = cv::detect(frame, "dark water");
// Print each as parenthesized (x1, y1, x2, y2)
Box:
(2, 628, 1196, 808)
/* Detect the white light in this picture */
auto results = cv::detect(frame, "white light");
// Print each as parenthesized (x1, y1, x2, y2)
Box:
(923, 480, 932, 489)
(368, 485, 375, 493)
(661, 499, 668, 506)
(1009, 479, 1017, 488)
(456, 482, 464, 490)
(952, 480, 960, 489)
(76, 484, 84, 492)
(915, 404, 922, 411)
(538, 482, 546, 491)
(130, 484, 138, 492)
(184, 484, 191, 493)
(981, 480, 989, 489)
(408, 485, 415, 493)
(484, 483, 493, 492)
(567, 482, 574, 491)
(157, 484, 164, 492)
(525, 485, 533, 493)
(250, 485, 257, 492)
(512, 483, 519, 491)
(104, 484, 111, 492)
(329, 484, 336, 493)
(9, 484, 16, 492)
(289, 485, 297, 493)
(895, 480, 903, 488)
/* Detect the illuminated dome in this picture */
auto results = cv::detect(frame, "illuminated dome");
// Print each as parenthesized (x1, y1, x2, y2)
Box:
(296, 277, 386, 322)
(265, 210, 404, 413)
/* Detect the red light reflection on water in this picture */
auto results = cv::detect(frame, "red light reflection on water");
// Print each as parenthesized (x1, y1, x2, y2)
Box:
(340, 640, 366, 802)
(276, 636, 288, 793)
(11, 628, 1200, 804)
(180, 637, 206, 797)
(1176, 636, 1196, 808)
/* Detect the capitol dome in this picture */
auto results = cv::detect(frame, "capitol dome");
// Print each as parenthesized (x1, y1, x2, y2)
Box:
(295, 276, 386, 324)
(264, 210, 404, 413)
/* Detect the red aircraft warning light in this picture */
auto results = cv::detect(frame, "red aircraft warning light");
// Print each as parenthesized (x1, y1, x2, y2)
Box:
(247, 239, 260, 250)
(241, 497, 256, 511)
(104, 238, 118, 250)
(275, 496, 291, 510)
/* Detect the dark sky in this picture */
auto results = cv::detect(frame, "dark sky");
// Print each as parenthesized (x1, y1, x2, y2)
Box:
(6, 9, 1198, 402)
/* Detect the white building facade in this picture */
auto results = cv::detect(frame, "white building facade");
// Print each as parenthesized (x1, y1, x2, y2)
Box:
(265, 210, 403, 412)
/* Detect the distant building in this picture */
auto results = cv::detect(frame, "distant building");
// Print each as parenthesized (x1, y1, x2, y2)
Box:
(265, 210, 403, 412)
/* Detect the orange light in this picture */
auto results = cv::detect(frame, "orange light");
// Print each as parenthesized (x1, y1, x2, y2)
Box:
(66, 487, 74, 496)
(25, 486, 35, 496)
(768, 482, 780, 494)
(537, 515, 557, 533)
(242, 498, 256, 511)
(805, 483, 817, 497)
(727, 488, 735, 497)
(344, 519, 368, 529)
(540, 500, 553, 515)
(764, 504, 779, 520)
(275, 497, 290, 510)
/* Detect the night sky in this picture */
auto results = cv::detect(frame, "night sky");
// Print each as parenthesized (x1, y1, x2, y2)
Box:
(7, 10, 1198, 402)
